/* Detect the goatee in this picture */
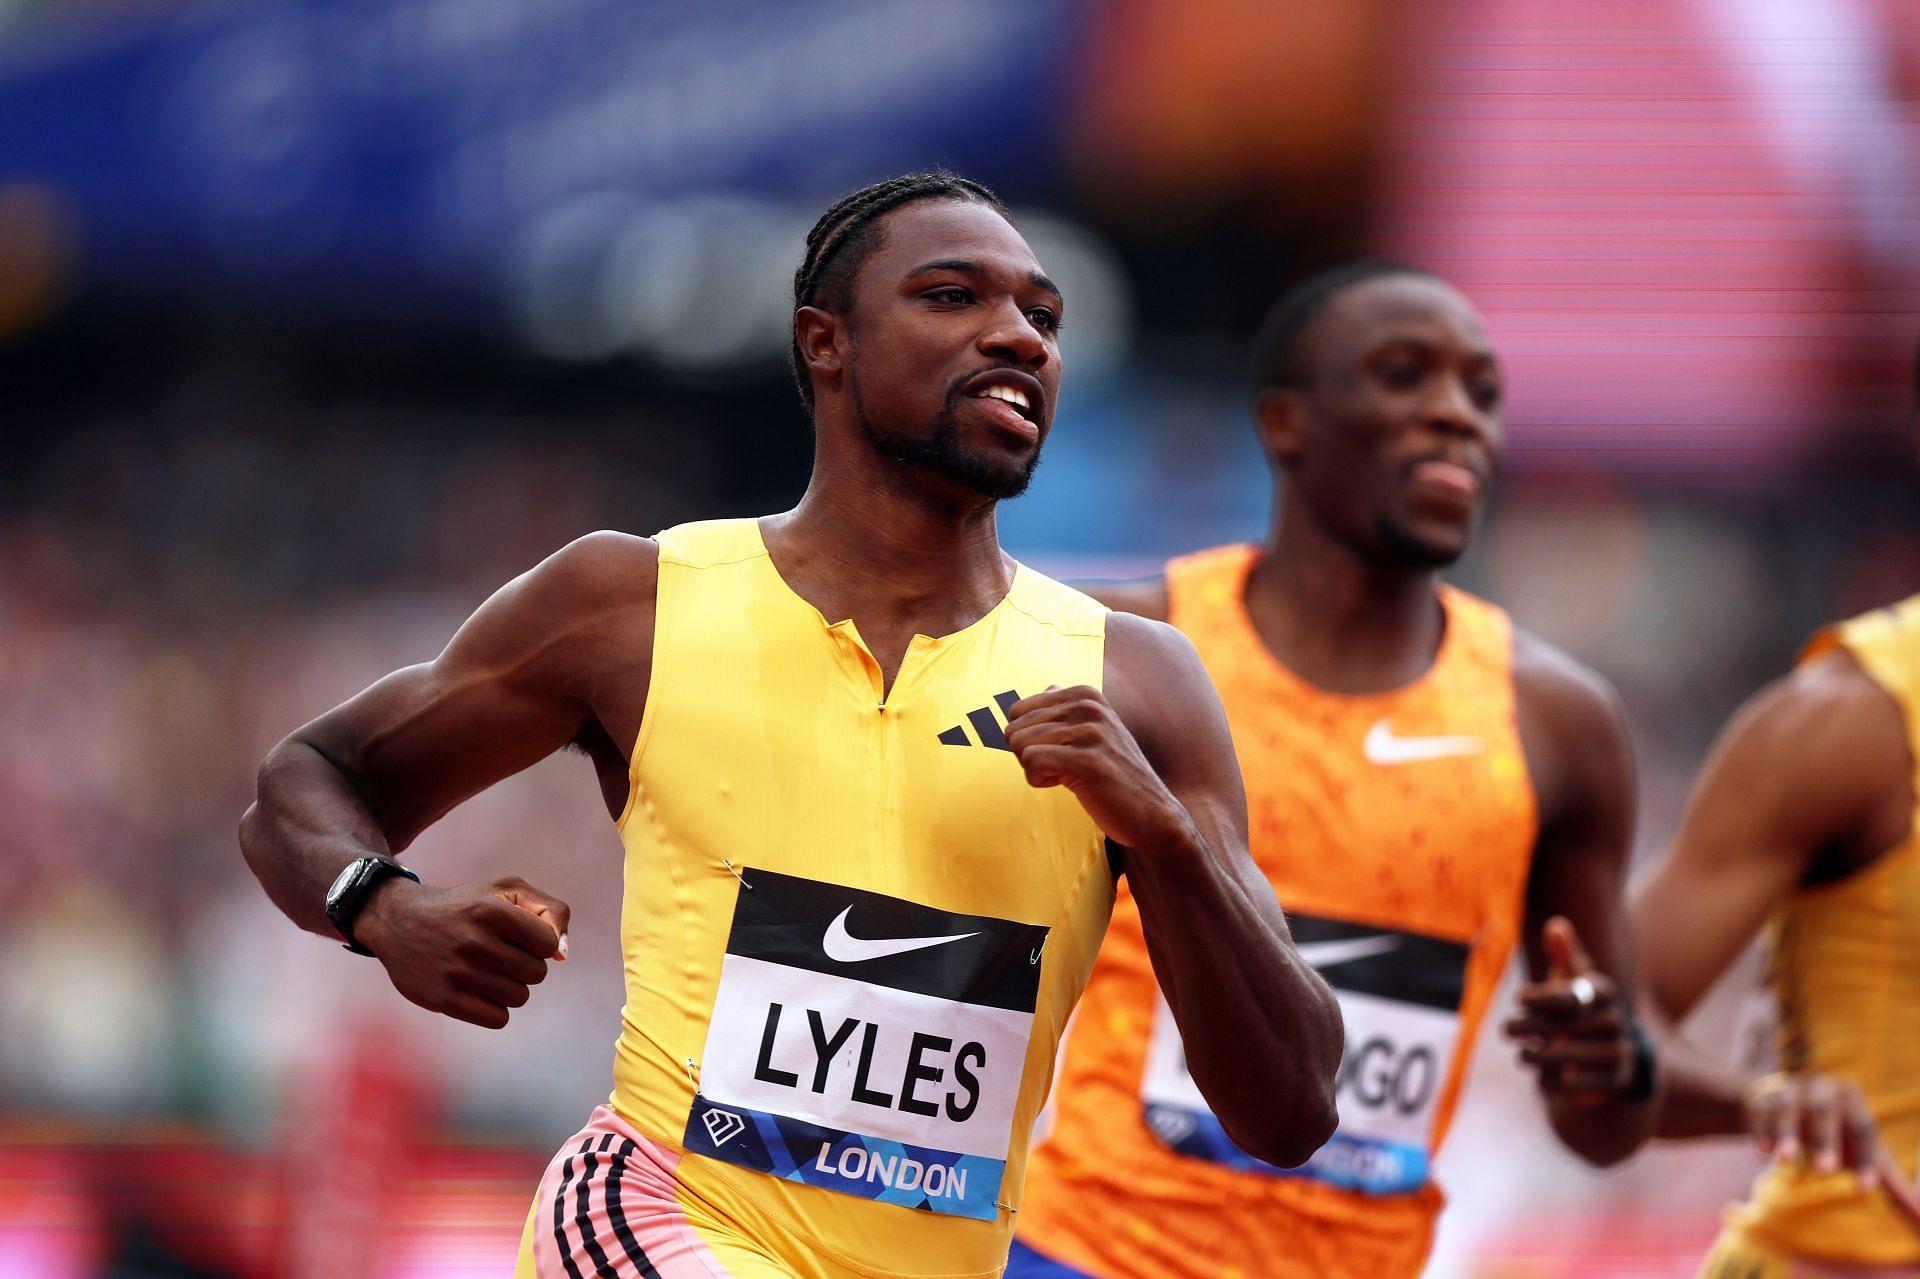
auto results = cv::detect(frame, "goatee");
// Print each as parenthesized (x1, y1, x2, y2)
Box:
(851, 366, 1042, 501)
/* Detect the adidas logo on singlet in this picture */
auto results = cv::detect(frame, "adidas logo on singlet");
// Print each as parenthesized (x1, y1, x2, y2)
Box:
(936, 690, 1024, 751)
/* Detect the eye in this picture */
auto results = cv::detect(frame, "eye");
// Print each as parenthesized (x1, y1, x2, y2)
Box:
(1379, 360, 1424, 390)
(925, 286, 973, 305)
(1026, 307, 1062, 333)
(1471, 379, 1502, 411)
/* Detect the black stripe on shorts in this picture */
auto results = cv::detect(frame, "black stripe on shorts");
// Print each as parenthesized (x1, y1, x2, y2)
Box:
(605, 1137, 660, 1278)
(574, 1133, 620, 1278)
(552, 1138, 592, 1279)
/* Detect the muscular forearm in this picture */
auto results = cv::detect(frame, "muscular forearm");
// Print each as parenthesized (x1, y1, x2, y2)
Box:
(1648, 1019, 1752, 1139)
(239, 735, 397, 938)
(1128, 821, 1342, 1167)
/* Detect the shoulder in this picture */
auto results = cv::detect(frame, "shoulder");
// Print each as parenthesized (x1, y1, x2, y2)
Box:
(1099, 611, 1239, 789)
(426, 532, 657, 704)
(463, 531, 658, 655)
(1103, 612, 1217, 736)
(515, 530, 660, 614)
(1105, 608, 1202, 673)
(1071, 575, 1170, 621)
(1511, 627, 1625, 740)
(1509, 628, 1634, 827)
(1721, 646, 1905, 778)
(1675, 645, 1910, 867)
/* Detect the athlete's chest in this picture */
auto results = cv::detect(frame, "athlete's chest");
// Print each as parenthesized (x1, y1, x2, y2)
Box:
(1228, 689, 1536, 936)
(636, 616, 1104, 903)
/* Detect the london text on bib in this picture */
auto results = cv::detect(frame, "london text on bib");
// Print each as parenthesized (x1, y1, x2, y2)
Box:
(684, 869, 1049, 1220)
(1140, 911, 1470, 1195)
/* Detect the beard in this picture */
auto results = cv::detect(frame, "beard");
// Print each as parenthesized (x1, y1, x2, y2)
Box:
(850, 363, 1043, 501)
(1374, 511, 1470, 569)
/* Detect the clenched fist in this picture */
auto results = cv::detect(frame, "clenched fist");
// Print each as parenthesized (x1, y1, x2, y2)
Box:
(1004, 685, 1190, 853)
(1505, 916, 1638, 1103)
(355, 873, 571, 1029)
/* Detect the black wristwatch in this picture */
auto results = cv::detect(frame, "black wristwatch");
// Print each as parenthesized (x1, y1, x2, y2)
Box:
(324, 855, 420, 957)
(1621, 1017, 1659, 1102)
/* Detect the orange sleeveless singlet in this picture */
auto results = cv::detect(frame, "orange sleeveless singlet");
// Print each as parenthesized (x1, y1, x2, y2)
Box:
(1017, 544, 1539, 1279)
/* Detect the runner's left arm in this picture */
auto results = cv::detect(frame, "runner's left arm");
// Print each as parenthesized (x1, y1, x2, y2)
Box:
(1631, 651, 1908, 1182)
(1503, 638, 1655, 1167)
(1003, 612, 1342, 1168)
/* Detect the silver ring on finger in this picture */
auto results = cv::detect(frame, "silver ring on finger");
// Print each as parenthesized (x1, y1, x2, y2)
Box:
(1569, 975, 1598, 1009)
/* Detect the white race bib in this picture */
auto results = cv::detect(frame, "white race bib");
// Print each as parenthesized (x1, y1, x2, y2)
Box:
(1140, 913, 1470, 1195)
(685, 869, 1048, 1221)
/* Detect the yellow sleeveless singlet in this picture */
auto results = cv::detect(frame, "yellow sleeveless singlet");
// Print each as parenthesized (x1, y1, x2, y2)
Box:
(1018, 544, 1538, 1279)
(603, 519, 1114, 1278)
(1719, 595, 1920, 1267)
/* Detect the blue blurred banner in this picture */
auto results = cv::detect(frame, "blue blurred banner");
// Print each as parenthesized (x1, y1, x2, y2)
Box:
(0, 0, 1087, 304)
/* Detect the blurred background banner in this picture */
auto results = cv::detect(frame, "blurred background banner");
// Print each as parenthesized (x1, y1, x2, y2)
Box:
(0, 0, 1086, 304)
(2, 1, 1918, 1276)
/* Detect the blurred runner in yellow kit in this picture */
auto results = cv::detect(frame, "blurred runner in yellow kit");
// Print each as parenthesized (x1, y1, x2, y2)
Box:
(1637, 595, 1920, 1278)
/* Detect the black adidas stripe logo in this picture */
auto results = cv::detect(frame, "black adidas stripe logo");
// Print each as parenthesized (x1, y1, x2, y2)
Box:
(937, 690, 1023, 751)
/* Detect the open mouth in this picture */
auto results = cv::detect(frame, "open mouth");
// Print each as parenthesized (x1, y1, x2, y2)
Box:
(961, 370, 1044, 444)
(971, 381, 1037, 422)
(1410, 459, 1481, 499)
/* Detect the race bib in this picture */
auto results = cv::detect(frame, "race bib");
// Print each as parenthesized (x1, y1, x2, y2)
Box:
(684, 869, 1048, 1221)
(1140, 912, 1470, 1195)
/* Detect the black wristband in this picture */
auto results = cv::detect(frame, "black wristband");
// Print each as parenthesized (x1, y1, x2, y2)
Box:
(324, 855, 420, 957)
(1620, 1017, 1658, 1102)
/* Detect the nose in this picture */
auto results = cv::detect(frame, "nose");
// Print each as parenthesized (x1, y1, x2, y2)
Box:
(978, 300, 1050, 370)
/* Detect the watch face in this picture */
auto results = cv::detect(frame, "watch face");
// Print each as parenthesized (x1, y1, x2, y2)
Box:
(326, 859, 366, 911)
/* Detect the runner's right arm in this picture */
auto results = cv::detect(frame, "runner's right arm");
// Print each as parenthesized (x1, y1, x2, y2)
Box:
(239, 531, 658, 1028)
(1631, 650, 1908, 1173)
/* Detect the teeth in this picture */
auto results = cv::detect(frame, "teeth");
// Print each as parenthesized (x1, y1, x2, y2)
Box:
(980, 385, 1030, 411)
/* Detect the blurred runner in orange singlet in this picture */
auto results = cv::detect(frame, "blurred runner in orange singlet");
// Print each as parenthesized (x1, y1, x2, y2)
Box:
(1010, 262, 1659, 1279)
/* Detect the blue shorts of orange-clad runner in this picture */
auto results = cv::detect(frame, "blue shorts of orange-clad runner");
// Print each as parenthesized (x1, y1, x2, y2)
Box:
(1004, 1238, 1097, 1278)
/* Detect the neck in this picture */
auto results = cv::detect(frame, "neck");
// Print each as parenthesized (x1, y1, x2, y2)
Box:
(1243, 487, 1446, 695)
(763, 427, 1013, 632)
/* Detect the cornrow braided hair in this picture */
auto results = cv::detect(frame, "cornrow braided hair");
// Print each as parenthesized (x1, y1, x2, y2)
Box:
(1249, 259, 1438, 399)
(789, 170, 1011, 411)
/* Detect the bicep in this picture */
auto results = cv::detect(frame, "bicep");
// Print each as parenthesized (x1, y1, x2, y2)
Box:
(1521, 667, 1638, 983)
(1632, 663, 1890, 1021)
(296, 534, 651, 847)
(1104, 614, 1249, 860)
(299, 648, 586, 850)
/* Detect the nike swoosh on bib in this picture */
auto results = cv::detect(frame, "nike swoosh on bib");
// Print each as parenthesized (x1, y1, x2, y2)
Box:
(821, 906, 980, 963)
(1293, 934, 1404, 969)
(1362, 718, 1485, 765)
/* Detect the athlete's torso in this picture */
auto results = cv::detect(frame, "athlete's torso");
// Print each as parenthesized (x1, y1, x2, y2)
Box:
(607, 518, 1115, 1279)
(1020, 543, 1538, 1279)
(1729, 595, 1920, 1266)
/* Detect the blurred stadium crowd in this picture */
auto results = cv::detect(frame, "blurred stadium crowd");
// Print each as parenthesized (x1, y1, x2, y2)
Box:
(5, 0, 1920, 1275)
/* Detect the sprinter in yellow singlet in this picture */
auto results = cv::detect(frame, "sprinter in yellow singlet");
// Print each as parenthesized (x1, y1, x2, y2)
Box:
(1633, 356, 1920, 1277)
(1636, 596, 1920, 1276)
(1628, 380, 1920, 1279)
(238, 172, 1342, 1279)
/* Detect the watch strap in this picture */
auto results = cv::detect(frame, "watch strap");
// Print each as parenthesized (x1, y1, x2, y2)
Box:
(329, 856, 420, 957)
(1620, 1017, 1658, 1103)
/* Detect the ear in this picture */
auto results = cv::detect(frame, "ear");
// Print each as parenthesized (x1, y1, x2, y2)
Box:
(794, 305, 847, 397)
(1253, 387, 1306, 468)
